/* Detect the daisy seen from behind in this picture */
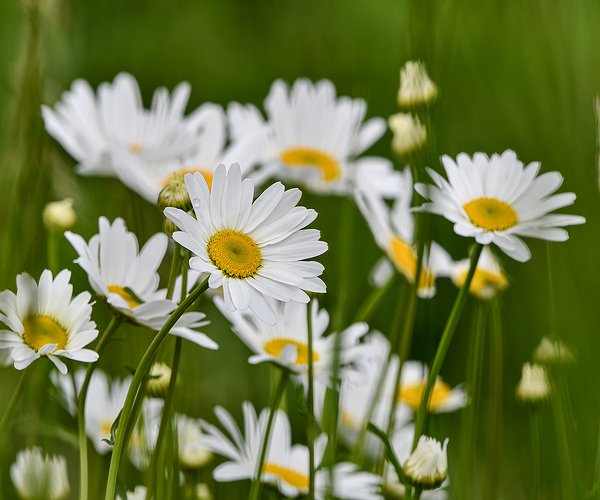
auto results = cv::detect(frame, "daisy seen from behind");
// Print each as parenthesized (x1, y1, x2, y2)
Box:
(0, 269, 98, 374)
(228, 78, 402, 197)
(164, 163, 327, 325)
(415, 150, 585, 261)
(65, 217, 217, 349)
(10, 447, 70, 500)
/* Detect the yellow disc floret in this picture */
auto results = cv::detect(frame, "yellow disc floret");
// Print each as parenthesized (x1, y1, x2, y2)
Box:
(398, 380, 452, 411)
(162, 168, 214, 190)
(389, 237, 435, 292)
(107, 285, 142, 309)
(22, 315, 68, 351)
(280, 147, 341, 182)
(263, 338, 320, 366)
(263, 463, 309, 491)
(207, 230, 262, 278)
(463, 197, 518, 231)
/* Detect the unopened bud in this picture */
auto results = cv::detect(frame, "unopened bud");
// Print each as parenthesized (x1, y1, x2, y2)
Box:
(397, 61, 438, 108)
(403, 436, 448, 490)
(146, 362, 172, 398)
(43, 198, 76, 233)
(533, 337, 574, 365)
(389, 113, 426, 157)
(158, 173, 191, 212)
(516, 363, 550, 404)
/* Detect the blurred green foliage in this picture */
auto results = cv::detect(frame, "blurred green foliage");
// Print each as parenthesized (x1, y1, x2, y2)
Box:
(0, 0, 599, 498)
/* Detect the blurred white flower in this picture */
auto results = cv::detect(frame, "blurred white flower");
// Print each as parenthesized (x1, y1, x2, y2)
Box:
(118, 485, 147, 500)
(43, 198, 76, 233)
(415, 150, 585, 262)
(177, 415, 213, 470)
(533, 336, 574, 365)
(516, 363, 550, 404)
(42, 73, 201, 177)
(10, 447, 70, 500)
(397, 61, 438, 108)
(0, 270, 98, 374)
(65, 217, 217, 350)
(403, 436, 448, 490)
(388, 113, 426, 157)
(228, 78, 402, 197)
(164, 164, 327, 325)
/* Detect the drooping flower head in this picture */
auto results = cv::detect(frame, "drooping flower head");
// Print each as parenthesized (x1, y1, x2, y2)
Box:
(43, 198, 76, 233)
(388, 113, 426, 157)
(228, 79, 402, 197)
(397, 61, 438, 108)
(532, 336, 574, 365)
(415, 150, 585, 261)
(65, 217, 217, 349)
(10, 447, 70, 500)
(42, 73, 201, 177)
(165, 163, 327, 325)
(177, 415, 213, 470)
(516, 363, 551, 404)
(0, 270, 99, 374)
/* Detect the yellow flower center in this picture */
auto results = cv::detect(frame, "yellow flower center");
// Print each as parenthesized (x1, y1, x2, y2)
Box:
(162, 168, 214, 189)
(463, 197, 518, 231)
(456, 268, 508, 298)
(398, 380, 452, 411)
(263, 338, 319, 366)
(341, 410, 360, 429)
(389, 237, 435, 292)
(101, 420, 113, 439)
(107, 285, 142, 309)
(22, 315, 68, 352)
(280, 147, 341, 182)
(263, 463, 309, 491)
(128, 143, 143, 153)
(207, 230, 262, 278)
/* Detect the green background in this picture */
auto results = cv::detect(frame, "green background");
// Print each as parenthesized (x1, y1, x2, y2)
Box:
(0, 0, 599, 498)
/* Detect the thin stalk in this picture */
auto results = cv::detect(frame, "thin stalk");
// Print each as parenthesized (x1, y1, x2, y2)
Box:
(166, 247, 182, 300)
(331, 196, 355, 332)
(367, 423, 404, 483)
(552, 374, 575, 498)
(78, 315, 122, 500)
(248, 369, 289, 500)
(0, 370, 27, 440)
(147, 249, 189, 499)
(307, 303, 316, 500)
(353, 273, 397, 324)
(105, 278, 209, 500)
(530, 410, 541, 499)
(47, 231, 59, 273)
(412, 244, 483, 448)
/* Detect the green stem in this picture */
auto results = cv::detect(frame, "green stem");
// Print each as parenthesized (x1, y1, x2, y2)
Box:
(47, 231, 59, 273)
(166, 247, 182, 301)
(78, 315, 122, 500)
(307, 303, 316, 500)
(147, 249, 188, 499)
(552, 373, 575, 498)
(530, 410, 541, 499)
(367, 423, 405, 484)
(0, 370, 27, 440)
(104, 278, 209, 500)
(332, 196, 355, 332)
(353, 273, 397, 324)
(248, 369, 289, 500)
(412, 244, 483, 449)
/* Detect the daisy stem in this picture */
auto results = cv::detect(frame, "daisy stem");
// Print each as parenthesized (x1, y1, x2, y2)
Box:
(530, 410, 541, 499)
(105, 278, 209, 500)
(248, 369, 289, 500)
(353, 273, 397, 324)
(166, 245, 182, 301)
(47, 230, 59, 273)
(366, 423, 405, 484)
(412, 243, 483, 449)
(146, 248, 188, 499)
(307, 301, 316, 500)
(332, 195, 355, 332)
(77, 314, 122, 500)
(0, 370, 27, 445)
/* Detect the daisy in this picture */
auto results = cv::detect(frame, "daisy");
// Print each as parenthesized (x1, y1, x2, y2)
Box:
(355, 168, 449, 297)
(65, 217, 217, 350)
(199, 402, 380, 499)
(316, 463, 383, 500)
(10, 447, 70, 500)
(127, 397, 165, 470)
(437, 246, 508, 299)
(214, 297, 368, 386)
(177, 414, 213, 470)
(164, 163, 327, 325)
(113, 104, 266, 204)
(0, 270, 99, 374)
(42, 73, 201, 177)
(415, 150, 586, 262)
(227, 78, 402, 196)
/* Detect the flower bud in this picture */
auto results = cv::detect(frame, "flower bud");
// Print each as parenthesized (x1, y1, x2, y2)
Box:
(533, 337, 574, 365)
(516, 363, 550, 404)
(403, 436, 448, 490)
(178, 416, 213, 470)
(397, 61, 438, 108)
(388, 113, 426, 157)
(146, 362, 172, 398)
(158, 173, 191, 212)
(43, 198, 76, 233)
(195, 484, 213, 500)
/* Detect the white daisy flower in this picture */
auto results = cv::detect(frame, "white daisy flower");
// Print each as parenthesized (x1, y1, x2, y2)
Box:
(113, 103, 266, 204)
(228, 78, 402, 196)
(10, 447, 70, 500)
(403, 436, 449, 490)
(177, 414, 213, 470)
(415, 150, 586, 262)
(214, 297, 367, 387)
(164, 163, 327, 325)
(355, 168, 449, 298)
(128, 397, 164, 470)
(397, 61, 438, 108)
(0, 270, 99, 374)
(118, 485, 147, 500)
(436, 246, 508, 299)
(515, 362, 550, 404)
(316, 463, 383, 500)
(532, 336, 574, 365)
(199, 402, 379, 499)
(65, 217, 217, 350)
(42, 72, 201, 177)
